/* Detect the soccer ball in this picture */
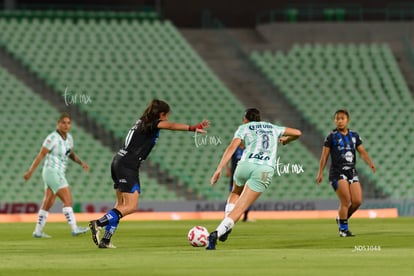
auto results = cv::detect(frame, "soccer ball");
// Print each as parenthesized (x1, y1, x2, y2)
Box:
(187, 226, 209, 247)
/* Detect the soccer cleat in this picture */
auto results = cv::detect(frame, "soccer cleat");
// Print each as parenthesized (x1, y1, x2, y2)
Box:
(218, 228, 232, 242)
(89, 220, 101, 246)
(33, 232, 52, 238)
(72, 226, 89, 237)
(98, 240, 116, 249)
(205, 231, 218, 250)
(339, 229, 355, 237)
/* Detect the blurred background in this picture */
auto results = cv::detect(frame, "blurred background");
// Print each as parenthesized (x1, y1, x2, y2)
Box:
(0, 0, 413, 215)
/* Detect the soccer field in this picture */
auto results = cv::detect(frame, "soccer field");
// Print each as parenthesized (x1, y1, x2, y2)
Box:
(1, 218, 413, 275)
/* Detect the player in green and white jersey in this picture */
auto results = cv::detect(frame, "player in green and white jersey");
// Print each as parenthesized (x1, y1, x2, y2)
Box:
(24, 113, 90, 238)
(206, 108, 302, 250)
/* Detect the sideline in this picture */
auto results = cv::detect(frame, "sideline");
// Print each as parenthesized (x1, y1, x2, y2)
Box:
(0, 208, 398, 223)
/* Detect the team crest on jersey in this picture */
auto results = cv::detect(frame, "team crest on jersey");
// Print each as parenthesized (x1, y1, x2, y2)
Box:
(344, 151, 353, 162)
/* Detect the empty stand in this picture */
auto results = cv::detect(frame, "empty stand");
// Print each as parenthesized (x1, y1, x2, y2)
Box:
(0, 66, 182, 203)
(1, 11, 343, 201)
(250, 43, 414, 199)
(0, 11, 242, 200)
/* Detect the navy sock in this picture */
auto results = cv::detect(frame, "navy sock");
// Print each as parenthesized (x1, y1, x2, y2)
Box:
(102, 221, 119, 242)
(97, 208, 123, 227)
(339, 219, 348, 231)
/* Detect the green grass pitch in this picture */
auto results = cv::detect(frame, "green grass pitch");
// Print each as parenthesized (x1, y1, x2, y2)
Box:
(0, 218, 413, 275)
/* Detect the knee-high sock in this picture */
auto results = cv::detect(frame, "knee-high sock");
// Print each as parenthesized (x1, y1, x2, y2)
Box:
(34, 209, 48, 233)
(339, 219, 349, 231)
(224, 203, 235, 217)
(63, 206, 77, 231)
(102, 220, 119, 241)
(97, 208, 123, 227)
(216, 217, 235, 237)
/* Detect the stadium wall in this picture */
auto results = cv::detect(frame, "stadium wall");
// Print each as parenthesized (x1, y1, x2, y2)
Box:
(1, 199, 414, 216)
(4, 0, 413, 27)
(256, 22, 414, 49)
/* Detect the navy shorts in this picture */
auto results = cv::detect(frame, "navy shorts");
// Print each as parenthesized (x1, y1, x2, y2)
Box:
(111, 157, 141, 194)
(329, 168, 359, 191)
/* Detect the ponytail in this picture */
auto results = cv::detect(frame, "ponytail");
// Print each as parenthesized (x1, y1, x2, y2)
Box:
(139, 99, 170, 132)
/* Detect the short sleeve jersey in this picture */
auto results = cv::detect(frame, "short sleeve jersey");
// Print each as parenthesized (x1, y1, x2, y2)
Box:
(42, 130, 73, 172)
(116, 119, 160, 169)
(324, 129, 362, 170)
(234, 121, 285, 169)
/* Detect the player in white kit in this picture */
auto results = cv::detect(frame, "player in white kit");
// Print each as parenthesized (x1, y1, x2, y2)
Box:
(24, 113, 90, 238)
(206, 108, 302, 250)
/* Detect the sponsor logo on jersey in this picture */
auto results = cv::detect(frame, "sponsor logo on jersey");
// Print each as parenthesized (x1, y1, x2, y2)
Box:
(248, 152, 270, 161)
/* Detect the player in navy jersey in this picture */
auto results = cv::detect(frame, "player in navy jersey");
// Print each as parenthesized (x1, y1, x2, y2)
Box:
(316, 109, 376, 237)
(226, 145, 252, 222)
(89, 99, 210, 248)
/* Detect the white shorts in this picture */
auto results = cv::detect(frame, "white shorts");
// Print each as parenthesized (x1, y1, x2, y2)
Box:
(42, 168, 69, 193)
(234, 162, 274, 193)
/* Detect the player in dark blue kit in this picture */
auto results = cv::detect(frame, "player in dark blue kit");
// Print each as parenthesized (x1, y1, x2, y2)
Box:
(316, 109, 376, 237)
(89, 99, 210, 248)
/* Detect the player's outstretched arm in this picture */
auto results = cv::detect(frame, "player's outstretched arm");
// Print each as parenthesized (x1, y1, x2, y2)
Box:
(23, 147, 49, 181)
(279, 127, 302, 145)
(210, 138, 241, 186)
(158, 119, 210, 133)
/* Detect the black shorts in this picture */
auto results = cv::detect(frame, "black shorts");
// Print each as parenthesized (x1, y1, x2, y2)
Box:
(329, 168, 359, 191)
(111, 156, 141, 193)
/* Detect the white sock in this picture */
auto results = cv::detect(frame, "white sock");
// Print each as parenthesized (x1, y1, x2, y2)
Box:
(216, 217, 235, 237)
(34, 209, 48, 233)
(224, 203, 235, 217)
(62, 206, 77, 231)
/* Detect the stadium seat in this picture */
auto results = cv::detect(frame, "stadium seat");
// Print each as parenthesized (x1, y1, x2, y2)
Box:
(249, 43, 414, 199)
(0, 65, 180, 203)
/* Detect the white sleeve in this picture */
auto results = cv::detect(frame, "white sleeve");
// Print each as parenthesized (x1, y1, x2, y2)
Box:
(42, 133, 56, 150)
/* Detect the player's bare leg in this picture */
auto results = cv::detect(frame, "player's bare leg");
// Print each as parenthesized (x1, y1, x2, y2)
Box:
(336, 180, 354, 237)
(348, 182, 362, 219)
(220, 185, 244, 242)
(207, 185, 261, 250)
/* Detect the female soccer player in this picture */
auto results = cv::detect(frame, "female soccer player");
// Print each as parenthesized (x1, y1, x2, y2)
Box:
(206, 108, 301, 250)
(24, 113, 90, 238)
(89, 99, 210, 249)
(220, 145, 251, 243)
(316, 109, 376, 237)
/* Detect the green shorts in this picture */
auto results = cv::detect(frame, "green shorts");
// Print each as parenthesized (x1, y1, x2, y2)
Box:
(233, 162, 274, 193)
(42, 168, 69, 194)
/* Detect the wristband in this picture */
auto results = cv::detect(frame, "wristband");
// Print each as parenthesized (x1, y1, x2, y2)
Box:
(189, 123, 203, 131)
